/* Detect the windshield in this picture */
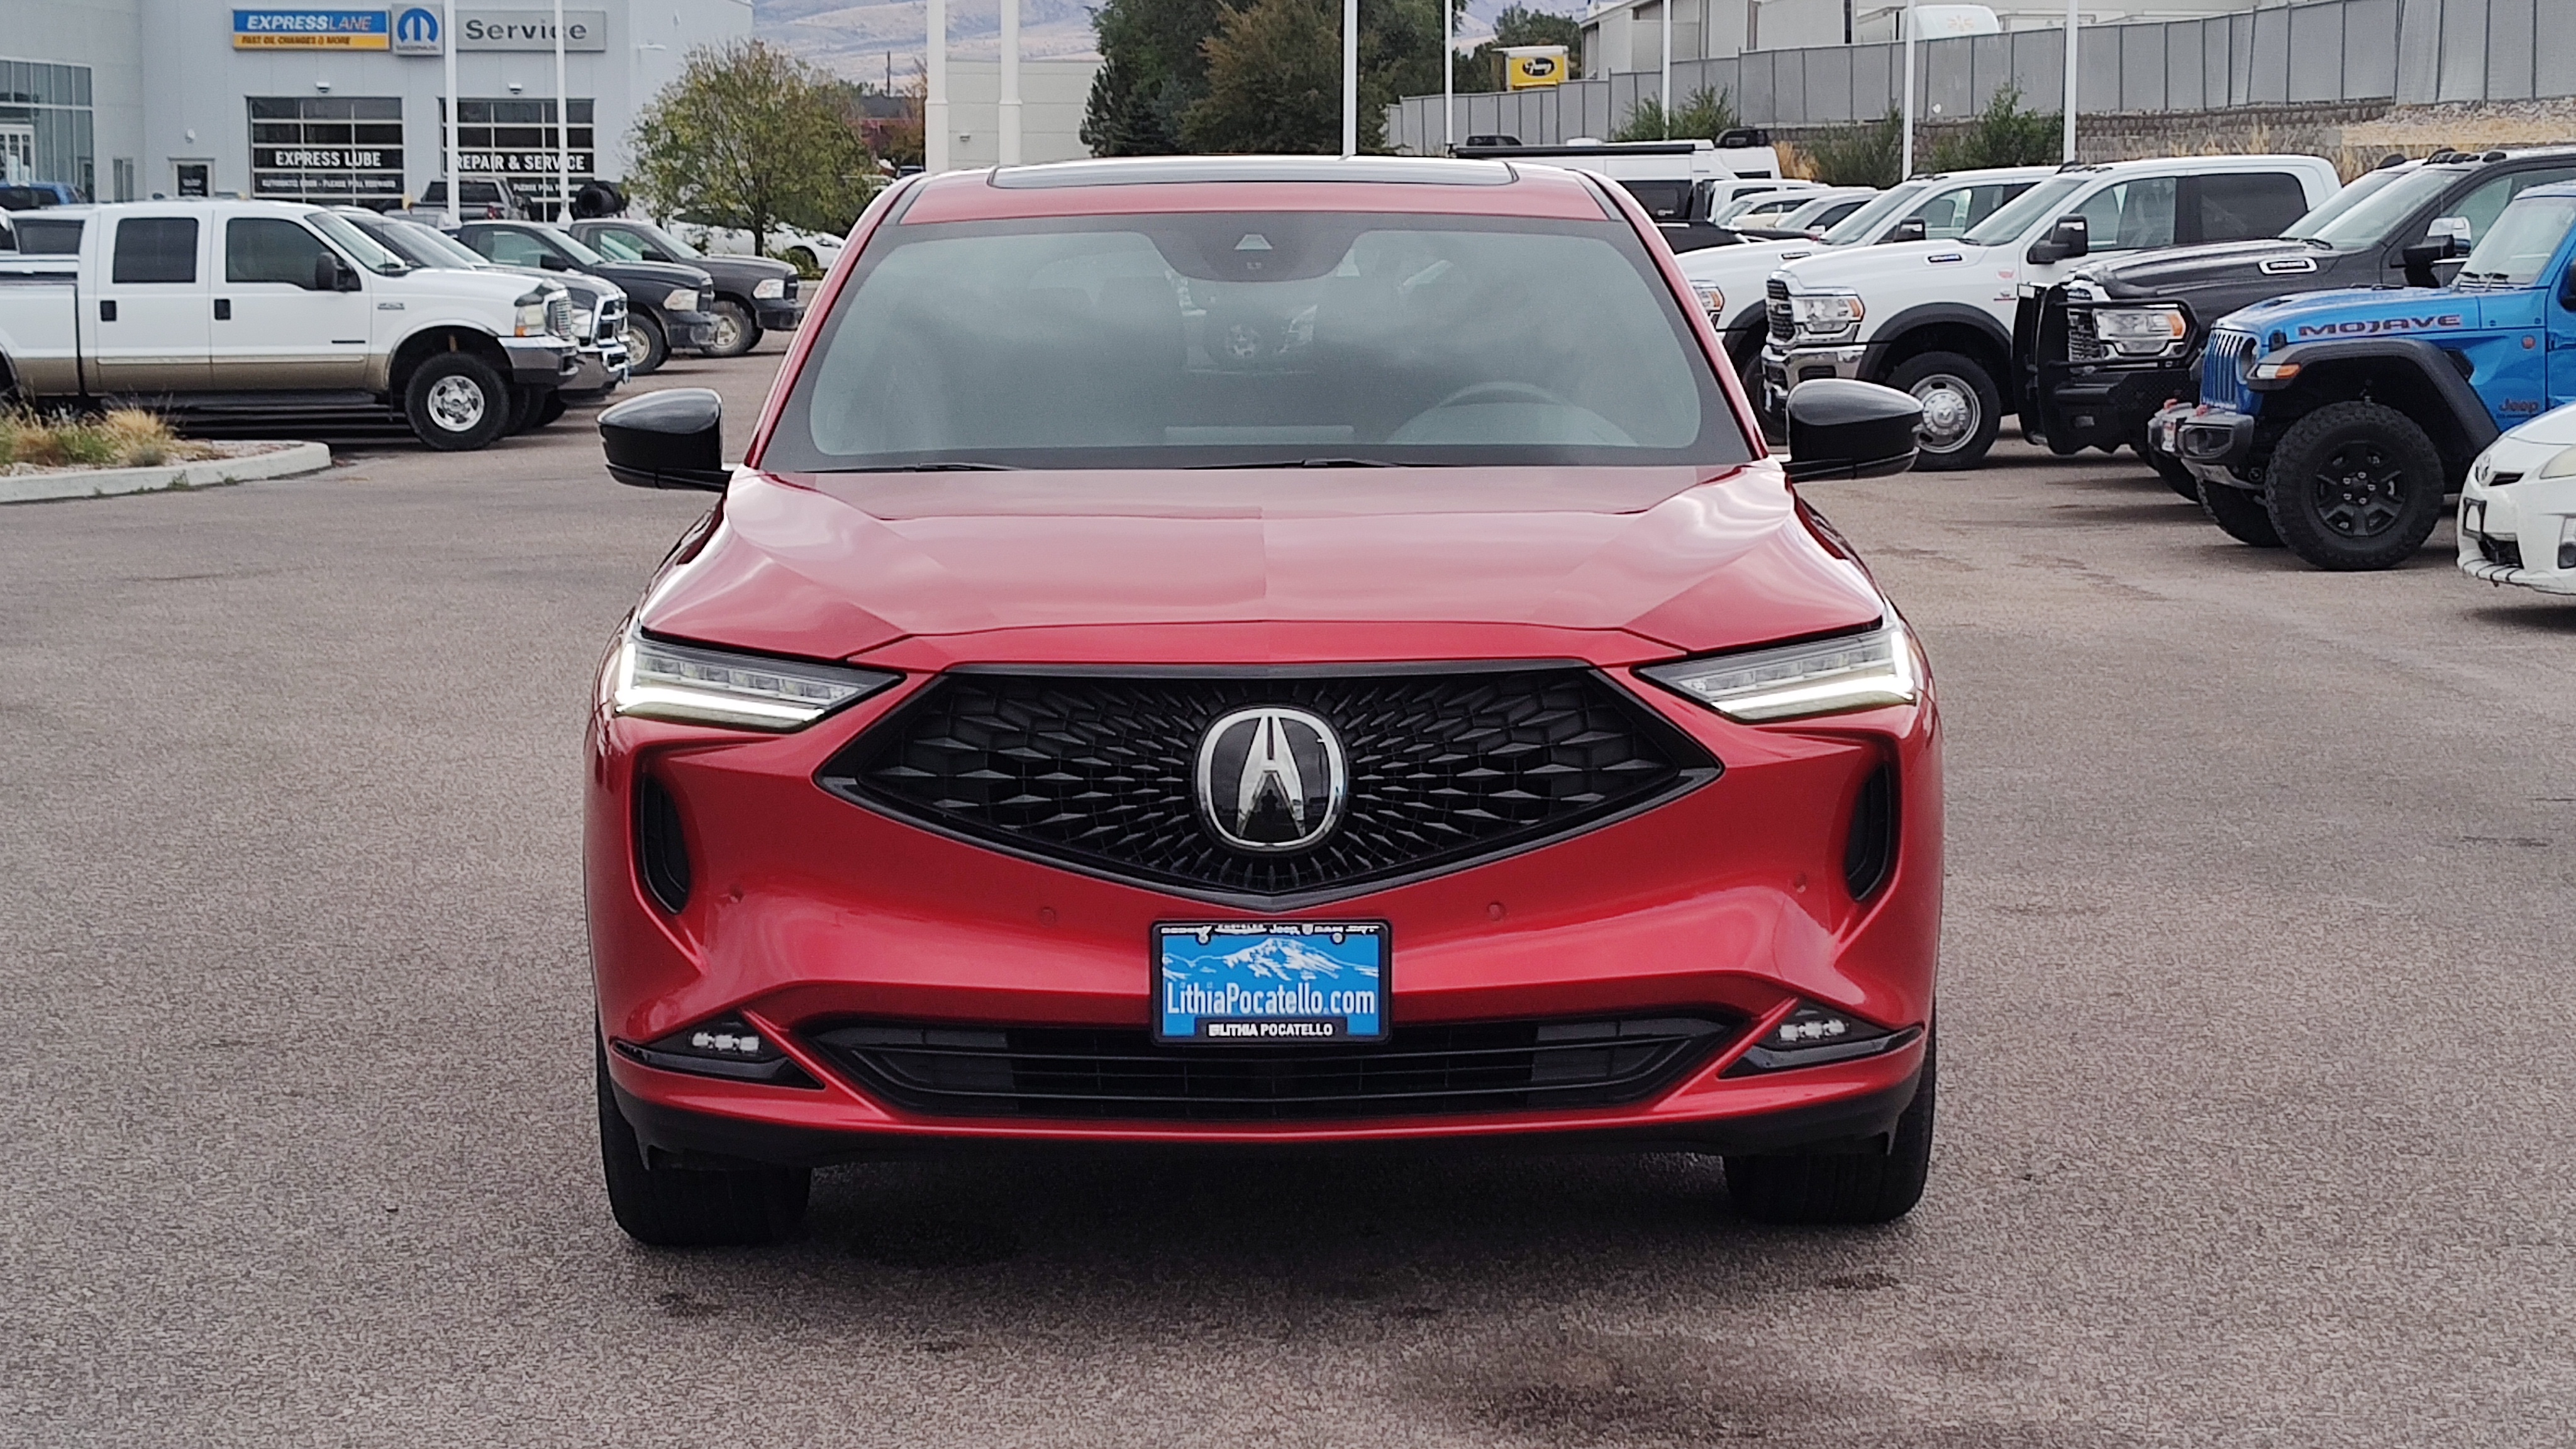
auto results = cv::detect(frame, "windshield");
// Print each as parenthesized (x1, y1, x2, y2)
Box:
(385, 218, 493, 269)
(586, 228, 652, 262)
(1819, 180, 1931, 245)
(632, 221, 701, 257)
(534, 223, 608, 265)
(2287, 167, 2447, 247)
(765, 211, 1746, 472)
(2455, 195, 2576, 288)
(306, 209, 409, 274)
(1962, 175, 2087, 246)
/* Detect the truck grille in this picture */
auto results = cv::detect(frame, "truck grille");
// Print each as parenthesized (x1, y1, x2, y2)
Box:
(2202, 328, 2257, 413)
(545, 294, 573, 339)
(594, 295, 626, 344)
(1766, 278, 1792, 342)
(822, 668, 1716, 906)
(809, 1014, 1737, 1121)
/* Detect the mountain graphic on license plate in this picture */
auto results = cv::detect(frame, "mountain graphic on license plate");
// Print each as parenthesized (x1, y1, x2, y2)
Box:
(1154, 921, 1388, 1043)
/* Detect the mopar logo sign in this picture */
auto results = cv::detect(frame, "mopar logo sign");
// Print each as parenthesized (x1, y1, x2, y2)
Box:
(392, 6, 441, 53)
(2294, 314, 2464, 338)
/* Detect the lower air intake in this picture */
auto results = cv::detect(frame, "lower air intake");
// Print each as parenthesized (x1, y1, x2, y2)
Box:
(809, 1015, 1736, 1121)
(1842, 761, 1897, 901)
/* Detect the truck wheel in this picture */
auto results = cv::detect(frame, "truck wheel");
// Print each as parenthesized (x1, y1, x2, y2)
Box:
(1887, 352, 2002, 471)
(705, 299, 758, 358)
(623, 313, 670, 376)
(2263, 401, 2446, 571)
(403, 353, 511, 452)
(528, 391, 568, 430)
(2197, 477, 2281, 547)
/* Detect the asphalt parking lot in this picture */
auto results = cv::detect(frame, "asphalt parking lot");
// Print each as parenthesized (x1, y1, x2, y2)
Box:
(4, 346, 2572, 1448)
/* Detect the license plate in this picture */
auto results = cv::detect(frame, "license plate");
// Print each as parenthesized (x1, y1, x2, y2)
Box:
(1153, 921, 1388, 1043)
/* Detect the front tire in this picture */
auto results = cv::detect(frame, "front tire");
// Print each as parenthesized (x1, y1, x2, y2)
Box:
(2263, 401, 2446, 570)
(2143, 428, 2201, 500)
(597, 1038, 810, 1247)
(704, 299, 758, 358)
(622, 313, 670, 376)
(526, 391, 568, 430)
(1886, 352, 2002, 471)
(2198, 476, 2282, 547)
(1726, 1035, 1936, 1226)
(402, 353, 511, 452)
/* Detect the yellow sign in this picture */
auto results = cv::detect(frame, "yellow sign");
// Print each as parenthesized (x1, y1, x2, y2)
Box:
(1504, 47, 1568, 89)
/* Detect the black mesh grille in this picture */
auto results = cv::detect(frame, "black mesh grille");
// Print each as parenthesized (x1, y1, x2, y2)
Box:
(810, 1016, 1735, 1121)
(1766, 277, 1792, 341)
(821, 668, 1714, 903)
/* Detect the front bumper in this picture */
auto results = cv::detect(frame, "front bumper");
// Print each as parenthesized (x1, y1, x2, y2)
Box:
(2458, 466, 2576, 595)
(662, 309, 719, 350)
(497, 336, 580, 387)
(2151, 401, 2259, 490)
(753, 298, 804, 331)
(559, 343, 630, 401)
(587, 626, 1943, 1162)
(2035, 360, 2194, 455)
(1758, 340, 1869, 430)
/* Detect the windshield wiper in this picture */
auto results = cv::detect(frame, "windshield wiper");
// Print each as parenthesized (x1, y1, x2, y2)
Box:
(1192, 457, 1404, 469)
(843, 461, 1018, 472)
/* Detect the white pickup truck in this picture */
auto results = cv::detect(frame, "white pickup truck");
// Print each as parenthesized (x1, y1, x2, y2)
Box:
(1762, 153, 2343, 469)
(0, 199, 580, 452)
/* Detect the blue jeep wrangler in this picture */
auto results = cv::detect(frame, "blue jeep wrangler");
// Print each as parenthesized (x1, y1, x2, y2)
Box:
(2153, 180, 2576, 570)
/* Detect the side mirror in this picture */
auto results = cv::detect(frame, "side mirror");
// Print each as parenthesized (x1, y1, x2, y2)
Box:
(2028, 214, 2090, 265)
(599, 387, 729, 491)
(1885, 217, 1927, 244)
(538, 251, 570, 271)
(2426, 215, 2472, 253)
(1782, 379, 1923, 483)
(311, 252, 341, 290)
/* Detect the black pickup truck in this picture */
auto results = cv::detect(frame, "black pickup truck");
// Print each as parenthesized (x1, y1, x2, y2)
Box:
(2019, 147, 2576, 496)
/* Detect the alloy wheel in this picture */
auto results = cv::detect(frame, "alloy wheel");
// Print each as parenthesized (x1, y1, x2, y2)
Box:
(709, 308, 747, 354)
(2309, 441, 2404, 537)
(1909, 374, 1980, 453)
(425, 374, 487, 433)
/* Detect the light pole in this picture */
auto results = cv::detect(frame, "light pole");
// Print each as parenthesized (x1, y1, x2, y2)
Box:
(1659, 0, 1672, 130)
(1341, 0, 1358, 157)
(1000, 0, 1022, 165)
(552, 0, 569, 219)
(926, 0, 949, 172)
(442, 0, 460, 225)
(1441, 0, 1453, 154)
(2062, 0, 2079, 162)
(1899, 0, 1916, 179)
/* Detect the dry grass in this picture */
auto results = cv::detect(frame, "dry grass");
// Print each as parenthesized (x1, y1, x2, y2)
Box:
(0, 408, 219, 471)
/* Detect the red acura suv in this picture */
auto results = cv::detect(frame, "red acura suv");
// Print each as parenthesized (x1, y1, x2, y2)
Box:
(586, 156, 1937, 1245)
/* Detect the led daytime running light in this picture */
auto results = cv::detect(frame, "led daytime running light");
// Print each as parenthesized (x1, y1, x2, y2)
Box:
(1640, 620, 1921, 723)
(613, 631, 898, 731)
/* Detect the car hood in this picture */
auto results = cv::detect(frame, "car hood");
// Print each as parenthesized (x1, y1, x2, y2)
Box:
(691, 252, 796, 283)
(638, 464, 1884, 663)
(1678, 235, 1835, 286)
(594, 258, 713, 289)
(486, 263, 618, 304)
(2498, 398, 2576, 449)
(380, 266, 546, 307)
(2216, 285, 2485, 343)
(2071, 238, 2341, 301)
(1773, 238, 1992, 289)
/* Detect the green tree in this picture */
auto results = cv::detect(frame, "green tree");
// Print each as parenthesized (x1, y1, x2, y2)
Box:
(1455, 4, 1582, 94)
(1083, 0, 1236, 155)
(1801, 110, 1903, 187)
(1613, 86, 1738, 142)
(1179, 0, 1447, 154)
(1929, 87, 2060, 170)
(629, 39, 876, 251)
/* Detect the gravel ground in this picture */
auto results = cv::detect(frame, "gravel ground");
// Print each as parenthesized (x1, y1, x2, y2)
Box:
(2, 345, 2570, 1447)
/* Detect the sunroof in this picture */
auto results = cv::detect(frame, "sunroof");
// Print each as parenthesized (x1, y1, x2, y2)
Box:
(987, 156, 1519, 189)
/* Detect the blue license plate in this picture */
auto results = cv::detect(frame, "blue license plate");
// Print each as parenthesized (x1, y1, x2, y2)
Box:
(1153, 921, 1389, 1043)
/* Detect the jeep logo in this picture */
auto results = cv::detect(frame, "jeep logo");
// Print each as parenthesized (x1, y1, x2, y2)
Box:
(2294, 314, 2463, 338)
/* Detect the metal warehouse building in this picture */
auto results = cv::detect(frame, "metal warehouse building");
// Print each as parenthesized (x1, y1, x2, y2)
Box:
(8, 0, 749, 212)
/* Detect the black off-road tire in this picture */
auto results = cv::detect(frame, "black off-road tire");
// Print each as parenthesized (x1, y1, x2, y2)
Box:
(526, 391, 569, 430)
(623, 313, 670, 376)
(597, 1038, 809, 1247)
(1725, 1035, 1936, 1225)
(704, 299, 760, 358)
(2262, 401, 2447, 571)
(2143, 428, 2201, 500)
(402, 353, 512, 452)
(1886, 352, 2002, 471)
(2197, 475, 2282, 547)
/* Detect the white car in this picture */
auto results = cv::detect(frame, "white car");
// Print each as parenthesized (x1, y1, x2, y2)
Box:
(2459, 401, 2576, 596)
(1764, 153, 2344, 469)
(1680, 167, 2057, 399)
(664, 218, 847, 276)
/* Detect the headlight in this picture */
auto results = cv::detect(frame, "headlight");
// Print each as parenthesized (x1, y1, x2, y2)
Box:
(2540, 445, 2576, 480)
(2090, 304, 2189, 357)
(513, 290, 549, 337)
(665, 287, 701, 312)
(1690, 281, 1724, 318)
(753, 277, 786, 299)
(1638, 619, 1921, 723)
(1788, 291, 1865, 339)
(613, 630, 902, 731)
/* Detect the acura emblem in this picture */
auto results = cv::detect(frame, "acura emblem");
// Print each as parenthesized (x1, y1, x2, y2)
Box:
(1194, 706, 1348, 853)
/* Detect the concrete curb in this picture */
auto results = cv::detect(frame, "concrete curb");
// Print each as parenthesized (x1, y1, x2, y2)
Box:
(0, 441, 334, 506)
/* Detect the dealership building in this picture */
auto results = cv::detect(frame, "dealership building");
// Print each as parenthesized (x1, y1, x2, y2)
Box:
(8, 0, 749, 211)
